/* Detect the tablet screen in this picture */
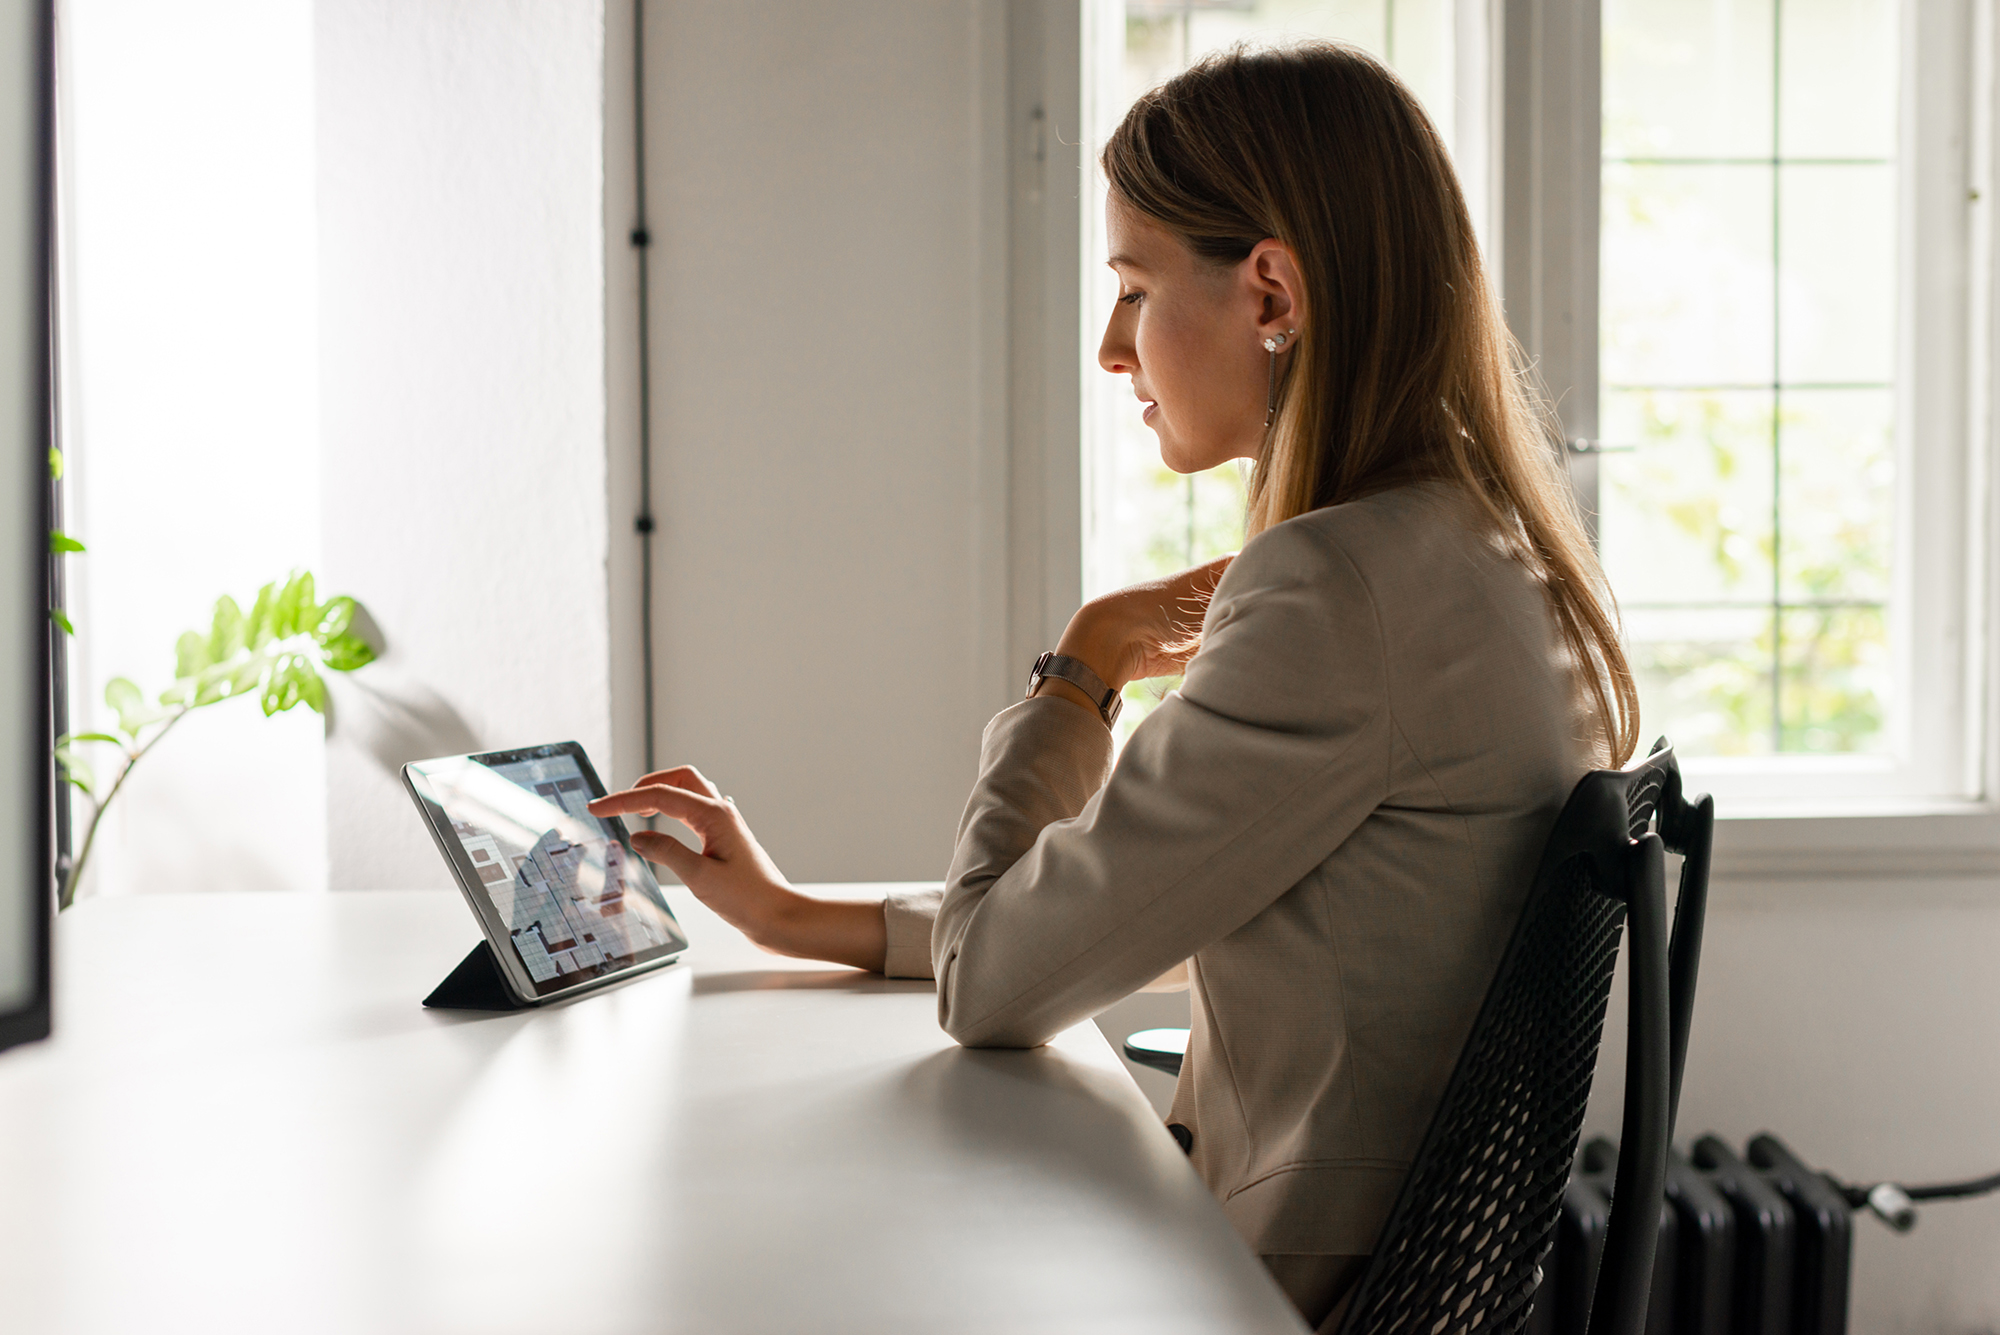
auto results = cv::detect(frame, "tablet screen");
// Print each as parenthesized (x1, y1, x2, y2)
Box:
(406, 744, 687, 999)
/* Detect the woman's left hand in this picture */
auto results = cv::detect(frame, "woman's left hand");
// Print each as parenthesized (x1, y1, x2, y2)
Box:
(1045, 554, 1232, 701)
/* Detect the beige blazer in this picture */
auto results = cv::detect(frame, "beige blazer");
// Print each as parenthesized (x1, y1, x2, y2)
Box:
(881, 481, 1589, 1258)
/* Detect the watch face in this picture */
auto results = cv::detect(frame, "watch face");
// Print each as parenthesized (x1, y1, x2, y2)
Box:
(1027, 651, 1054, 699)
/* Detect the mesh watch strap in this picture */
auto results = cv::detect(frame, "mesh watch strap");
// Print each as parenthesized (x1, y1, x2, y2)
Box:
(1026, 651, 1123, 727)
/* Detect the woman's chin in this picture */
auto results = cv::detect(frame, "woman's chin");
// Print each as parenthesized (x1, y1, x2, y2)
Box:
(1158, 439, 1228, 476)
(1153, 434, 1199, 475)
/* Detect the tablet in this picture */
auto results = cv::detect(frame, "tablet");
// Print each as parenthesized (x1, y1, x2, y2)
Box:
(403, 741, 688, 1004)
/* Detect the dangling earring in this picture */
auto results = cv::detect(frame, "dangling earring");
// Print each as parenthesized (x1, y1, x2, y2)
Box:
(1262, 329, 1295, 429)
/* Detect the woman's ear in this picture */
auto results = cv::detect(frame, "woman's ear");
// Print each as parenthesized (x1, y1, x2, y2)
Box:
(1244, 238, 1304, 341)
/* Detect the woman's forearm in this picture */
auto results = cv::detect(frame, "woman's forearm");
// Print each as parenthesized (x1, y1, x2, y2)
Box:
(759, 888, 888, 973)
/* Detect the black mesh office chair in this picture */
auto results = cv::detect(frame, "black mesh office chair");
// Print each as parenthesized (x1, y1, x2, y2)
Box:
(1124, 742, 1713, 1335)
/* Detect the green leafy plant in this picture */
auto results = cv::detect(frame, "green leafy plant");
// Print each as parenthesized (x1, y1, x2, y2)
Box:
(53, 570, 377, 909)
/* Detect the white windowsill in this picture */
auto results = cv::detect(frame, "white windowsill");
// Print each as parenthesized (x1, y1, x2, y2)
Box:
(1703, 802, 2000, 884)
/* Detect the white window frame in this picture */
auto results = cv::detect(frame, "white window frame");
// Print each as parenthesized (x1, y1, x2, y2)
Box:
(1497, 0, 2000, 877)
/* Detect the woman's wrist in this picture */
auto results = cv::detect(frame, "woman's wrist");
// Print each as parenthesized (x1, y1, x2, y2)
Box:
(756, 887, 888, 973)
(1052, 601, 1135, 692)
(1031, 674, 1107, 719)
(740, 881, 810, 955)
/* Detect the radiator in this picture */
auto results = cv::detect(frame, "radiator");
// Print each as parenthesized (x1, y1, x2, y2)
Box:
(1523, 1134, 1854, 1335)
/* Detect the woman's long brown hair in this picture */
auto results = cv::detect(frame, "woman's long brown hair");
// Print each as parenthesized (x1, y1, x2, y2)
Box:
(1103, 41, 1639, 766)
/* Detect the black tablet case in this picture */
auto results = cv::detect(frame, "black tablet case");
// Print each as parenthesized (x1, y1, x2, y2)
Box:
(423, 941, 532, 1011)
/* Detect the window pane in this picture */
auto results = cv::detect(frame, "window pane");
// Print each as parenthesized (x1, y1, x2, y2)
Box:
(1603, 0, 1774, 159)
(1778, 163, 1895, 385)
(1388, 0, 1456, 125)
(1602, 163, 1774, 386)
(1600, 388, 1775, 607)
(1778, 0, 1898, 159)
(1778, 605, 1889, 753)
(1777, 387, 1893, 604)
(1625, 606, 1775, 756)
(1124, 0, 1393, 112)
(1601, 1, 1902, 761)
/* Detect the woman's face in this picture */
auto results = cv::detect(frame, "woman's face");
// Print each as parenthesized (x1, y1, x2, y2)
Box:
(1098, 194, 1303, 475)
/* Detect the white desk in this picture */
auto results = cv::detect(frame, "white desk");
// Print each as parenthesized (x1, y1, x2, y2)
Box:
(0, 887, 1304, 1334)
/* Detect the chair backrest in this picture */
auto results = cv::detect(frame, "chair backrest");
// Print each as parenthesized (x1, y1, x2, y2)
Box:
(1335, 741, 1714, 1335)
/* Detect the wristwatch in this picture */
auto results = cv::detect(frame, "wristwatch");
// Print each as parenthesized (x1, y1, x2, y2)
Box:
(1026, 651, 1123, 727)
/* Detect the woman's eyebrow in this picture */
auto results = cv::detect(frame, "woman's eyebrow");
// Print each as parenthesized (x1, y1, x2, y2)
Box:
(1106, 253, 1148, 272)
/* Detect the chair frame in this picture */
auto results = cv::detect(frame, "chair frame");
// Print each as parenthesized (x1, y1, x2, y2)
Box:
(1331, 742, 1713, 1335)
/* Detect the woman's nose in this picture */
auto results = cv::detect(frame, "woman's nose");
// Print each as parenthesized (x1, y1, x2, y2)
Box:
(1099, 316, 1135, 375)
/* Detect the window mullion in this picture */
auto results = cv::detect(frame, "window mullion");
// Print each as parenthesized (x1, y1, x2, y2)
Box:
(1497, 0, 1603, 536)
(1900, 0, 1979, 800)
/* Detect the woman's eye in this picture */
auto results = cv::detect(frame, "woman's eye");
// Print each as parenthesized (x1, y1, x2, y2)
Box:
(1118, 291, 1144, 307)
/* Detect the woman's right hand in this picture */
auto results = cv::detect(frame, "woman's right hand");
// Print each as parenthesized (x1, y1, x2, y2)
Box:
(587, 766, 888, 972)
(1036, 555, 1233, 714)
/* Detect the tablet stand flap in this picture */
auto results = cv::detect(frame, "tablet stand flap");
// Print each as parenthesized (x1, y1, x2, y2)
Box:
(423, 941, 533, 1011)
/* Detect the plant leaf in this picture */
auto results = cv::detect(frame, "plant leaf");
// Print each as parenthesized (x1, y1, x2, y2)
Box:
(208, 595, 246, 662)
(49, 608, 73, 635)
(260, 654, 300, 716)
(266, 580, 294, 640)
(104, 676, 141, 717)
(104, 676, 165, 737)
(229, 650, 270, 696)
(269, 572, 304, 639)
(314, 595, 355, 642)
(311, 596, 375, 672)
(297, 660, 327, 714)
(318, 632, 375, 673)
(189, 660, 240, 708)
(53, 745, 95, 797)
(244, 581, 277, 650)
(291, 570, 317, 634)
(49, 531, 85, 555)
(62, 732, 122, 746)
(175, 629, 213, 679)
(48, 446, 62, 481)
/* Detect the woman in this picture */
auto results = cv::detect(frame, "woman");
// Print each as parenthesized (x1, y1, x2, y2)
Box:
(589, 41, 1637, 1330)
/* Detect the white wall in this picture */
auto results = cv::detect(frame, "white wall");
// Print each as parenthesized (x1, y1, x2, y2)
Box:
(617, 0, 1080, 883)
(314, 0, 613, 890)
(59, 0, 325, 901)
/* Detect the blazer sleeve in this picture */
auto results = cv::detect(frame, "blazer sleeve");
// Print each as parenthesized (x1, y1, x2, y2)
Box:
(933, 518, 1393, 1048)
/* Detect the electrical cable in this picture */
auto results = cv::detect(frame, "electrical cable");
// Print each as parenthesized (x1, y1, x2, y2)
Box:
(1822, 1167, 2000, 1234)
(631, 0, 656, 778)
(1902, 1171, 2000, 1201)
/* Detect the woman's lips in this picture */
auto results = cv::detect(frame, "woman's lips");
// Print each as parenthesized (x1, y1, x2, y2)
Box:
(1140, 400, 1157, 423)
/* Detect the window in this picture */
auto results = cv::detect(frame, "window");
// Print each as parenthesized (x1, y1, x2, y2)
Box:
(55, 0, 326, 896)
(1076, 0, 1996, 822)
(1082, 0, 1487, 742)
(1597, 0, 1982, 810)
